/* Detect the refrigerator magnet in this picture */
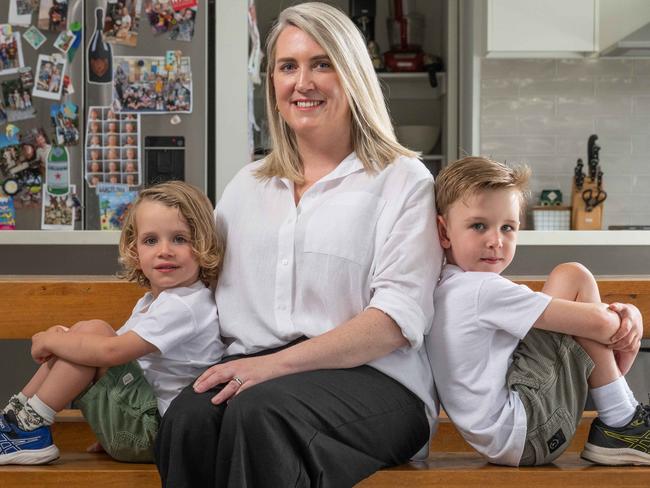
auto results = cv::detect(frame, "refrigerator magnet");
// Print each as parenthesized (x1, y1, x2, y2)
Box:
(9, 0, 38, 28)
(0, 72, 35, 123)
(112, 55, 192, 114)
(53, 29, 75, 55)
(0, 196, 16, 230)
(32, 54, 66, 100)
(104, 0, 143, 48)
(0, 25, 25, 76)
(37, 0, 68, 33)
(22, 26, 46, 50)
(88, 7, 113, 84)
(41, 184, 75, 230)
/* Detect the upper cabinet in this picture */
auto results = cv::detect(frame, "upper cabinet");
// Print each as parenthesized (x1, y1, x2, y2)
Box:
(483, 0, 650, 58)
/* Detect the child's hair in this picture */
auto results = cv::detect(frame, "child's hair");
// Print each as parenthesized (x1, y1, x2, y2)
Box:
(119, 180, 223, 288)
(435, 156, 531, 217)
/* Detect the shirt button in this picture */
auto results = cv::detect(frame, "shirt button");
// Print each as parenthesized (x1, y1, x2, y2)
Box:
(281, 259, 289, 266)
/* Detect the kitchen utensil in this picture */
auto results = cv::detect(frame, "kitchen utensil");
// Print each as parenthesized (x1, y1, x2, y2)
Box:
(582, 188, 607, 212)
(395, 125, 440, 153)
(384, 0, 425, 72)
(587, 134, 600, 181)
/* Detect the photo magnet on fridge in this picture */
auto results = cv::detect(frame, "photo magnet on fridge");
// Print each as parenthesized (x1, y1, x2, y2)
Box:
(38, 0, 69, 33)
(104, 0, 143, 48)
(112, 55, 192, 114)
(32, 54, 66, 100)
(0, 69, 36, 123)
(8, 0, 39, 27)
(54, 29, 75, 55)
(0, 25, 25, 76)
(23, 26, 47, 50)
(88, 7, 113, 84)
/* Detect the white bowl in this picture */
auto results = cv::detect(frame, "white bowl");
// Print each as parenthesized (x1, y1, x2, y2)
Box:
(395, 125, 441, 154)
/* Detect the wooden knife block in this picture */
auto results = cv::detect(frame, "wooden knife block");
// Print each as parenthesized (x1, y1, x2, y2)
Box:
(571, 180, 603, 230)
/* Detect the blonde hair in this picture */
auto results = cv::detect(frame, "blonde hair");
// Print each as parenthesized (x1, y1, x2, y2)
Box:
(435, 157, 531, 217)
(119, 181, 223, 288)
(256, 1, 417, 183)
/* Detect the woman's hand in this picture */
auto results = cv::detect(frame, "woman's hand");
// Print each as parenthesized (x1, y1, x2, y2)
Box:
(193, 355, 286, 405)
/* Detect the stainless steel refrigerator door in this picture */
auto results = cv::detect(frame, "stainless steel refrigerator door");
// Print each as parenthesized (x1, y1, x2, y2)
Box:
(83, 0, 208, 230)
(1, 0, 84, 230)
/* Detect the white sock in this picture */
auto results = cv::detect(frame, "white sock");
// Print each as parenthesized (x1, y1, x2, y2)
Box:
(623, 381, 639, 407)
(591, 377, 637, 427)
(2, 392, 28, 415)
(15, 395, 56, 431)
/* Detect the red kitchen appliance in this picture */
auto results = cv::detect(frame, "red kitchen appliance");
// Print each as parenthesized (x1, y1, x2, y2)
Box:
(384, 0, 425, 72)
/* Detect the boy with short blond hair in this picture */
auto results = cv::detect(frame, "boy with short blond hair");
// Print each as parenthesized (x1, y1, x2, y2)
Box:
(428, 156, 648, 466)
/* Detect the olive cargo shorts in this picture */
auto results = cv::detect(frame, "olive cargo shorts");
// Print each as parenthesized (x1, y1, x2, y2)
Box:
(507, 328, 595, 466)
(76, 362, 160, 463)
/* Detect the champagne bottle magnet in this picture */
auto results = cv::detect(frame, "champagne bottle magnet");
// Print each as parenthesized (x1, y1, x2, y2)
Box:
(88, 8, 113, 84)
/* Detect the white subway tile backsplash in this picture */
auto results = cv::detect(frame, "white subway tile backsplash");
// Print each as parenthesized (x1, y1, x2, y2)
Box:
(481, 136, 555, 155)
(595, 116, 650, 136)
(482, 97, 555, 117)
(481, 59, 649, 227)
(520, 78, 594, 97)
(519, 115, 594, 136)
(557, 95, 633, 116)
(596, 76, 650, 95)
(482, 59, 556, 79)
(481, 79, 520, 97)
(558, 59, 633, 78)
(633, 60, 650, 76)
(480, 117, 520, 136)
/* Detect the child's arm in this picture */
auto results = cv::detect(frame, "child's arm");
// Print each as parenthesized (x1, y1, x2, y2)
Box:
(533, 298, 621, 345)
(31, 329, 157, 367)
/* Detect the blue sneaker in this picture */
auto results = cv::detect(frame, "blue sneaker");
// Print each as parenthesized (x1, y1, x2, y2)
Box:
(0, 413, 59, 465)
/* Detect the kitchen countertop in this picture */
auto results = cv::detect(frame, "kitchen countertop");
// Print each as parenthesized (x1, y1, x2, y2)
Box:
(0, 230, 649, 246)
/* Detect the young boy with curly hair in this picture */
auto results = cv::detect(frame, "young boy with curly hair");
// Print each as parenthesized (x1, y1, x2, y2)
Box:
(0, 181, 225, 464)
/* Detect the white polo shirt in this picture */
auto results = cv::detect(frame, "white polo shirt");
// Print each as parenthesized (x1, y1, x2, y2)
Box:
(214, 153, 442, 458)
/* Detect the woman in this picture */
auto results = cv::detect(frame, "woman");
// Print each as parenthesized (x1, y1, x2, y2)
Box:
(155, 3, 442, 486)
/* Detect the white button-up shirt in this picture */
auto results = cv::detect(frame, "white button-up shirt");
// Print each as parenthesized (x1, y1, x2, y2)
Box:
(214, 153, 442, 457)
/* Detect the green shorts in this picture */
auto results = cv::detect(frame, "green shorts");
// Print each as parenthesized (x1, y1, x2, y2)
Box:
(506, 328, 595, 466)
(75, 361, 160, 463)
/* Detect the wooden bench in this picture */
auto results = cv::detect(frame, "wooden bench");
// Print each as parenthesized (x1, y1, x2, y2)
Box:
(0, 276, 649, 487)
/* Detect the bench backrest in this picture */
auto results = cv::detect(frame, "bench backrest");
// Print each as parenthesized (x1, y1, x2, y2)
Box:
(0, 277, 648, 339)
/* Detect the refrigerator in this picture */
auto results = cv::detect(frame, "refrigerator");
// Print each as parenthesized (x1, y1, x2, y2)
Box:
(0, 0, 213, 231)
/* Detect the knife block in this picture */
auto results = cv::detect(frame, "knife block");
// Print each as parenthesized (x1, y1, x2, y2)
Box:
(571, 179, 603, 230)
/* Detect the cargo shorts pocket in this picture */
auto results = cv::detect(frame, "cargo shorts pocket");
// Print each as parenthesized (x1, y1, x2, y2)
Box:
(522, 406, 575, 466)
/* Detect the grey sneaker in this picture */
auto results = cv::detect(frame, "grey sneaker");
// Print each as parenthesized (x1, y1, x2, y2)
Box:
(581, 404, 650, 465)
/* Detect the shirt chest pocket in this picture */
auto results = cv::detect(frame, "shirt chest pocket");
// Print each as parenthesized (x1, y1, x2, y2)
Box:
(303, 192, 385, 265)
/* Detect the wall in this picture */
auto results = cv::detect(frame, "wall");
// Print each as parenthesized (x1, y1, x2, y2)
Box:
(480, 58, 650, 229)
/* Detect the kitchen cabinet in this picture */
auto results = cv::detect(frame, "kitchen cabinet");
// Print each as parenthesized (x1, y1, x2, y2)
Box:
(251, 0, 458, 174)
(483, 0, 650, 58)
(485, 0, 596, 56)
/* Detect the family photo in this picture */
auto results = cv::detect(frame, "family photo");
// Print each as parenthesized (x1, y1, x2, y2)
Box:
(112, 55, 192, 113)
(37, 0, 69, 33)
(0, 72, 35, 123)
(144, 0, 197, 41)
(33, 54, 66, 100)
(0, 25, 25, 75)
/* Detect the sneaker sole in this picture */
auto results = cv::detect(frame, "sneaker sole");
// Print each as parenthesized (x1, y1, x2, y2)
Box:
(581, 442, 650, 466)
(0, 445, 60, 465)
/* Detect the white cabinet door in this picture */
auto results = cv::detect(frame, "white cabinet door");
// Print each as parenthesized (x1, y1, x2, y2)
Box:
(487, 0, 595, 53)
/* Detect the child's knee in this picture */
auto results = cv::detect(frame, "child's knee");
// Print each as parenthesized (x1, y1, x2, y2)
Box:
(550, 262, 593, 283)
(70, 319, 115, 336)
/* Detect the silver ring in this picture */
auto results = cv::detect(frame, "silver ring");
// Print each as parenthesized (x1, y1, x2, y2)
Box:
(232, 376, 244, 387)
